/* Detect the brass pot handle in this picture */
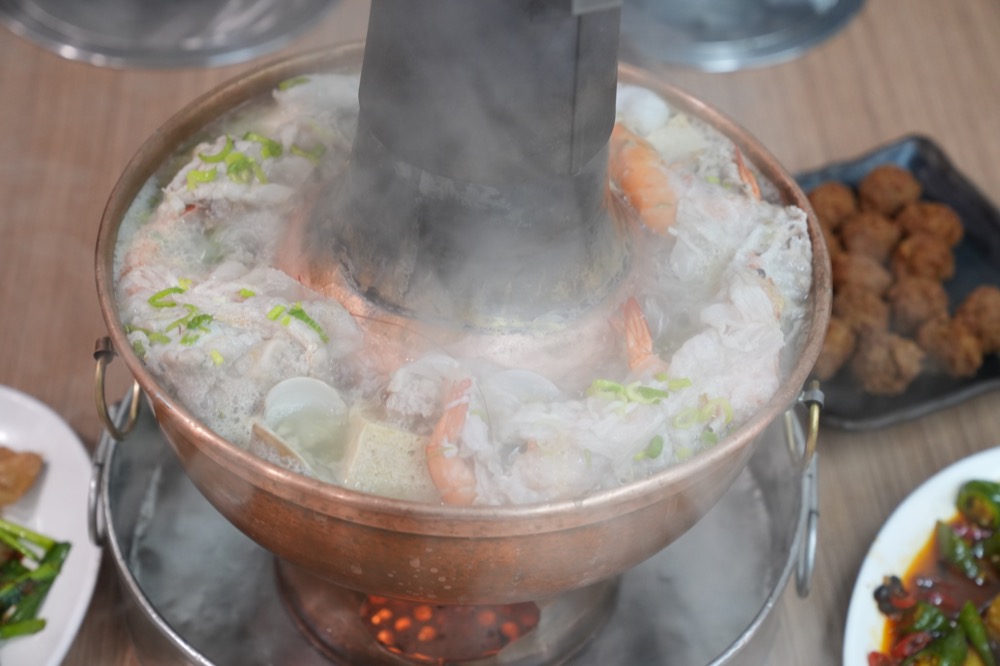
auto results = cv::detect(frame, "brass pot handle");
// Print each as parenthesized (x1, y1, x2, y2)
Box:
(788, 379, 823, 470)
(94, 336, 141, 441)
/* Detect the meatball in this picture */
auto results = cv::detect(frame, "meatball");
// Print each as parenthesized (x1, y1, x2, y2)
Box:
(808, 181, 857, 230)
(813, 317, 857, 381)
(832, 252, 893, 295)
(820, 221, 844, 257)
(954, 285, 1000, 354)
(858, 164, 922, 216)
(915, 315, 984, 378)
(886, 276, 949, 335)
(896, 201, 964, 247)
(833, 286, 890, 334)
(840, 211, 902, 263)
(891, 233, 955, 281)
(849, 329, 926, 396)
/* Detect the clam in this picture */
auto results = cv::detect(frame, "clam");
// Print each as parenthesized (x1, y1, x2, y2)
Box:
(251, 377, 349, 484)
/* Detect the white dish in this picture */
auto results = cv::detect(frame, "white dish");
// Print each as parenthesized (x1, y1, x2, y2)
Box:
(842, 446, 1000, 664)
(0, 385, 103, 666)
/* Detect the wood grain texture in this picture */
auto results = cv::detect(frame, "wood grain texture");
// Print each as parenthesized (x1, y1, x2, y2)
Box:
(0, 1, 996, 664)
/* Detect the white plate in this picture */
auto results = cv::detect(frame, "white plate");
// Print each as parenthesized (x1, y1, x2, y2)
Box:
(0, 385, 103, 666)
(842, 446, 1000, 664)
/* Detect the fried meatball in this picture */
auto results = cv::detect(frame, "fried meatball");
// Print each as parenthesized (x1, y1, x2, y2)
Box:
(896, 201, 964, 247)
(891, 233, 955, 281)
(954, 285, 1000, 354)
(849, 329, 926, 396)
(808, 181, 857, 230)
(839, 211, 902, 263)
(831, 252, 893, 295)
(833, 286, 890, 334)
(819, 221, 844, 257)
(813, 317, 857, 381)
(915, 315, 984, 378)
(858, 164, 922, 216)
(886, 275, 949, 335)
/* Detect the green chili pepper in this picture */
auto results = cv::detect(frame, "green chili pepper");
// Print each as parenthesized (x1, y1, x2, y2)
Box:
(902, 625, 967, 666)
(957, 480, 1000, 530)
(900, 601, 950, 636)
(936, 521, 988, 584)
(958, 601, 996, 666)
(244, 131, 283, 158)
(288, 303, 328, 343)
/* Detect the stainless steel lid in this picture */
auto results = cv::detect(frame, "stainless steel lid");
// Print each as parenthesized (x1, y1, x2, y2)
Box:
(0, 0, 338, 68)
(620, 0, 865, 72)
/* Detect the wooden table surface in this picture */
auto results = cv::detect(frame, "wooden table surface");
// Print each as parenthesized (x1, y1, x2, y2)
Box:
(0, 1, 998, 664)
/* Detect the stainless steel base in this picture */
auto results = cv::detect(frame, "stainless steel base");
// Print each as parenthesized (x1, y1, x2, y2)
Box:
(0, 0, 337, 68)
(621, 0, 865, 72)
(93, 399, 811, 665)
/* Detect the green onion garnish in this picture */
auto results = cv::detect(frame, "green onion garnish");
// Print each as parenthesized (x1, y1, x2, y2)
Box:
(672, 408, 700, 429)
(645, 435, 664, 458)
(148, 283, 188, 308)
(187, 313, 213, 331)
(277, 76, 310, 91)
(288, 303, 328, 343)
(209, 350, 224, 366)
(291, 143, 326, 164)
(699, 397, 733, 425)
(280, 314, 292, 326)
(124, 325, 170, 345)
(199, 135, 233, 163)
(238, 288, 256, 298)
(180, 331, 200, 346)
(186, 168, 217, 190)
(667, 377, 693, 391)
(166, 304, 199, 332)
(266, 305, 286, 321)
(244, 131, 283, 158)
(625, 383, 669, 404)
(702, 430, 719, 446)
(224, 152, 267, 184)
(131, 340, 146, 358)
(588, 379, 626, 400)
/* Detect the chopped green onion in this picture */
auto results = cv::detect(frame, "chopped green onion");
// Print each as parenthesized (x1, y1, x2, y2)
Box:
(266, 305, 286, 321)
(672, 408, 700, 429)
(124, 325, 170, 345)
(280, 314, 292, 326)
(278, 75, 310, 91)
(131, 340, 146, 358)
(187, 313, 213, 332)
(244, 131, 283, 158)
(701, 430, 719, 446)
(625, 383, 669, 404)
(199, 135, 234, 163)
(705, 175, 721, 185)
(178, 278, 192, 290)
(209, 350, 224, 366)
(166, 304, 199, 332)
(238, 288, 256, 298)
(699, 397, 733, 425)
(148, 283, 188, 308)
(180, 331, 201, 346)
(186, 168, 217, 190)
(291, 143, 327, 164)
(225, 152, 267, 185)
(288, 303, 328, 343)
(667, 377, 692, 391)
(645, 435, 664, 459)
(588, 379, 626, 400)
(677, 446, 693, 462)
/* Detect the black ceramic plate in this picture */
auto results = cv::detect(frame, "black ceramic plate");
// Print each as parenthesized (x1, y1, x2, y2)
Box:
(795, 135, 1000, 430)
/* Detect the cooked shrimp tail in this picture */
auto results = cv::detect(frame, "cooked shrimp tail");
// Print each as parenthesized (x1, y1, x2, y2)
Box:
(426, 378, 478, 505)
(621, 297, 668, 376)
(609, 122, 679, 234)
(734, 147, 761, 201)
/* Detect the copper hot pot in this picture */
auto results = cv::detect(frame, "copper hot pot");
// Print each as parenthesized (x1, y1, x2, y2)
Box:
(94, 44, 831, 606)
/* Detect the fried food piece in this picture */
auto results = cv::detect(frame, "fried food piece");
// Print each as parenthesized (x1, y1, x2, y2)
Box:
(891, 233, 955, 280)
(833, 285, 890, 334)
(820, 221, 844, 257)
(954, 285, 1000, 354)
(813, 317, 858, 381)
(895, 201, 964, 247)
(849, 329, 926, 396)
(840, 211, 902, 263)
(831, 252, 893, 295)
(886, 275, 949, 335)
(808, 181, 857, 230)
(915, 315, 984, 378)
(858, 164, 922, 216)
(0, 447, 44, 505)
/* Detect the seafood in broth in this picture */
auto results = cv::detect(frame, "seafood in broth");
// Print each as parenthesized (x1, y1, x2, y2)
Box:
(113, 74, 813, 505)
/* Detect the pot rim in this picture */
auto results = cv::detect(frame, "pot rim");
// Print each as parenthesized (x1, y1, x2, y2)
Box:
(94, 43, 831, 537)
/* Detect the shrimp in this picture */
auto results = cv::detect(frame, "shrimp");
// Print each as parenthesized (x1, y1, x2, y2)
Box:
(733, 147, 761, 201)
(608, 122, 679, 234)
(426, 378, 478, 505)
(620, 297, 669, 377)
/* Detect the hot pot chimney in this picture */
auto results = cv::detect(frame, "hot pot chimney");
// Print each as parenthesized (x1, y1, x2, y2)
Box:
(315, 0, 628, 328)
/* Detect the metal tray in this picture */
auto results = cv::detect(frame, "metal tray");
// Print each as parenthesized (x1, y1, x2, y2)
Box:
(90, 397, 815, 665)
(796, 135, 1000, 431)
(0, 0, 337, 69)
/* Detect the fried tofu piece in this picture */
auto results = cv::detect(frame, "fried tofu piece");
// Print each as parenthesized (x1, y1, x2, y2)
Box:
(0, 447, 44, 506)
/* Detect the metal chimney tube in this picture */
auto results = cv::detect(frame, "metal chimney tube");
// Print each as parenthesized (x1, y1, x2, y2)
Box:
(317, 0, 629, 328)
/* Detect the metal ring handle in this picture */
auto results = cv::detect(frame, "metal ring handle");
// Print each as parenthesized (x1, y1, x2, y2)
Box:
(94, 336, 141, 441)
(796, 451, 819, 598)
(87, 428, 115, 547)
(788, 379, 823, 471)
